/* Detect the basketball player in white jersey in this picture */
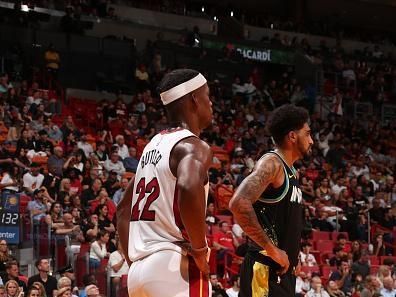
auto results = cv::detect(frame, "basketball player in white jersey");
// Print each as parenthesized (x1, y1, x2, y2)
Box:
(116, 69, 213, 297)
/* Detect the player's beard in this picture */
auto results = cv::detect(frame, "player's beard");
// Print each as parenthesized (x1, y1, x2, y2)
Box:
(297, 139, 312, 159)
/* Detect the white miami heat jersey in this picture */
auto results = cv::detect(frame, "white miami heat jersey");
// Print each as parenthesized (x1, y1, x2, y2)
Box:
(128, 128, 209, 262)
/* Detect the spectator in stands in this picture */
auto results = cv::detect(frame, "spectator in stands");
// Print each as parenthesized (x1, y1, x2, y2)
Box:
(0, 285, 5, 297)
(295, 271, 311, 297)
(306, 276, 330, 297)
(351, 250, 370, 279)
(209, 274, 227, 297)
(351, 240, 363, 262)
(48, 125, 63, 142)
(225, 275, 240, 297)
(47, 146, 64, 178)
(329, 246, 346, 267)
(123, 147, 139, 173)
(57, 276, 77, 297)
(94, 141, 108, 162)
(372, 233, 386, 256)
(89, 230, 110, 271)
(82, 214, 99, 243)
(112, 178, 128, 206)
(44, 44, 60, 79)
(16, 129, 34, 156)
(205, 202, 218, 227)
(77, 134, 93, 158)
(135, 64, 150, 92)
(5, 280, 23, 297)
(108, 239, 129, 297)
(332, 177, 346, 199)
(55, 213, 81, 237)
(22, 163, 44, 195)
(0, 241, 14, 273)
(326, 280, 345, 297)
(312, 209, 334, 232)
(3, 261, 27, 293)
(103, 153, 125, 178)
(27, 189, 47, 224)
(213, 221, 239, 275)
(81, 179, 102, 207)
(45, 202, 63, 227)
(329, 259, 353, 295)
(31, 282, 46, 297)
(84, 284, 100, 297)
(335, 234, 351, 253)
(94, 203, 116, 233)
(299, 242, 317, 267)
(28, 258, 57, 297)
(26, 286, 39, 297)
(102, 171, 119, 198)
(56, 287, 71, 297)
(0, 165, 20, 194)
(380, 276, 396, 297)
(35, 130, 53, 156)
(114, 135, 128, 160)
(360, 275, 381, 297)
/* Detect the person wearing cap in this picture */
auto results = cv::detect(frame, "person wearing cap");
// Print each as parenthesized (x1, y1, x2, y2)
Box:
(26, 188, 47, 223)
(117, 69, 213, 297)
(35, 130, 54, 156)
(22, 163, 44, 195)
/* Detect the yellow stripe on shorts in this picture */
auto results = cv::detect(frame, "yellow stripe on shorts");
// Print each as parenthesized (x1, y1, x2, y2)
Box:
(251, 261, 269, 297)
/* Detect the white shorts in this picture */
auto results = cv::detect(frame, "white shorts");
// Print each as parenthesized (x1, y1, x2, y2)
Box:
(128, 250, 211, 297)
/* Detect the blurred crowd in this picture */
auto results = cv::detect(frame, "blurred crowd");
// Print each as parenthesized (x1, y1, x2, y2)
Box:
(0, 11, 395, 297)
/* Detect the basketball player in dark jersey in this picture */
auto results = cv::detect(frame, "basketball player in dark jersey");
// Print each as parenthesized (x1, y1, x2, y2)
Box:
(229, 104, 313, 297)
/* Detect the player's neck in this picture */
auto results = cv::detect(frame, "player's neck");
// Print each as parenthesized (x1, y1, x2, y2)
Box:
(169, 121, 200, 136)
(275, 148, 298, 167)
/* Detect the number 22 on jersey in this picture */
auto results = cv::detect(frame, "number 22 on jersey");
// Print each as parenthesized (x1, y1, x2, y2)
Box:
(131, 177, 160, 221)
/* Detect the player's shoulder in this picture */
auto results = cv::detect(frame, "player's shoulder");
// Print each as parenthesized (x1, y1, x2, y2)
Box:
(171, 136, 212, 166)
(256, 152, 283, 169)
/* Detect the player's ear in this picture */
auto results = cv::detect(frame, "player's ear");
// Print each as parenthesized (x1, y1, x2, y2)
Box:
(191, 92, 199, 110)
(288, 131, 297, 143)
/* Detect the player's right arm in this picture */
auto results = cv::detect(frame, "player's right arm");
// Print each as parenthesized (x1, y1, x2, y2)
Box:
(171, 137, 212, 277)
(116, 176, 135, 266)
(229, 154, 290, 274)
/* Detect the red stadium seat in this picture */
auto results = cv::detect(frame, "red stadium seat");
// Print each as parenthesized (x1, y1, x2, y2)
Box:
(380, 256, 396, 265)
(321, 266, 337, 279)
(331, 232, 349, 241)
(312, 231, 331, 241)
(370, 265, 380, 275)
(301, 265, 320, 274)
(310, 250, 321, 265)
(369, 255, 379, 265)
(314, 240, 334, 254)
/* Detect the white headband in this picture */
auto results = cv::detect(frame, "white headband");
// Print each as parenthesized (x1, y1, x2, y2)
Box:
(160, 73, 207, 105)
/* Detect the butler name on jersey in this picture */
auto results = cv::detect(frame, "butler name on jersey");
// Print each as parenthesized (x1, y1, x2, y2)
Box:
(128, 128, 209, 262)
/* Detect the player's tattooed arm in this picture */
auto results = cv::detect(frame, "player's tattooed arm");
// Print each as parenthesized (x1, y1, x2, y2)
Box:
(229, 155, 283, 249)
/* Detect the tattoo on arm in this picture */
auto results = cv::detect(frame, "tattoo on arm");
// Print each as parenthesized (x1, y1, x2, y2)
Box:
(229, 156, 282, 249)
